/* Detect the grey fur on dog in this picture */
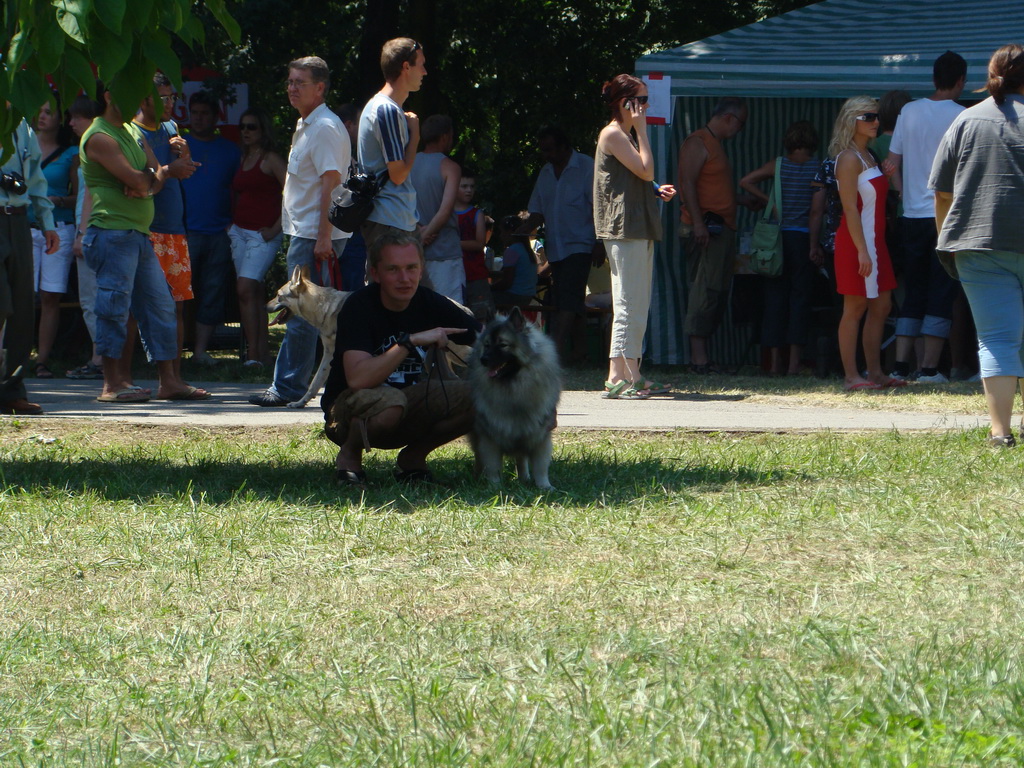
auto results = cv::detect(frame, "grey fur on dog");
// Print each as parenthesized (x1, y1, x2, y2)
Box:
(468, 307, 561, 489)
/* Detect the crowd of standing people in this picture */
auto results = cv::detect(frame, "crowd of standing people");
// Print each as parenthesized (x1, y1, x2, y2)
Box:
(3, 40, 1024, 452)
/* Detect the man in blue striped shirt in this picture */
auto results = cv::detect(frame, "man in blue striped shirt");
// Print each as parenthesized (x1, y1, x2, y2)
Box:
(357, 37, 427, 250)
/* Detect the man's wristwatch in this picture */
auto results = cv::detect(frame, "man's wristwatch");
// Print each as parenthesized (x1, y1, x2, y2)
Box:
(395, 332, 418, 354)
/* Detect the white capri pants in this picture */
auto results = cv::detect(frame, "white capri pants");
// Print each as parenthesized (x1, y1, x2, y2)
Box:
(606, 238, 653, 360)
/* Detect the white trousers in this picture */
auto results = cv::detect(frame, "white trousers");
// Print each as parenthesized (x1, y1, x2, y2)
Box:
(606, 238, 653, 359)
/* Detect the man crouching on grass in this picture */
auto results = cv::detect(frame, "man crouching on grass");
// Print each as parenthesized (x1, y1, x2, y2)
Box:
(321, 231, 480, 487)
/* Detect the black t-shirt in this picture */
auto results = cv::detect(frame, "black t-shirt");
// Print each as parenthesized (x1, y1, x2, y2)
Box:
(320, 283, 480, 412)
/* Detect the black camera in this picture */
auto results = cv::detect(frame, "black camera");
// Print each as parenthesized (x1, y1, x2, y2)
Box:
(344, 168, 384, 200)
(328, 167, 387, 232)
(0, 171, 27, 195)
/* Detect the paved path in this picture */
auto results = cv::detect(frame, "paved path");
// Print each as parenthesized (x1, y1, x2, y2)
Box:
(14, 378, 987, 432)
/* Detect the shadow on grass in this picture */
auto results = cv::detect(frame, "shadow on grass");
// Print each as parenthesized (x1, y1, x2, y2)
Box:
(0, 448, 803, 509)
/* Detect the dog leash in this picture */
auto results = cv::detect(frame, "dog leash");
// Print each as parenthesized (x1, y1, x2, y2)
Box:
(325, 254, 344, 290)
(423, 346, 453, 418)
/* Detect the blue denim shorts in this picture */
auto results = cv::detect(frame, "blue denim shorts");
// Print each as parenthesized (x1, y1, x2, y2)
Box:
(82, 227, 177, 361)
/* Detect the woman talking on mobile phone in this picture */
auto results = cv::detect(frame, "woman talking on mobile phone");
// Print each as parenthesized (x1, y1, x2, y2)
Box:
(593, 74, 676, 400)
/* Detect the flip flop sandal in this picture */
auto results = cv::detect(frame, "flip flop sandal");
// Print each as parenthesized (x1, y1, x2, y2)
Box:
(337, 469, 368, 488)
(161, 386, 212, 401)
(35, 363, 54, 379)
(603, 380, 635, 399)
(604, 381, 650, 400)
(636, 379, 671, 395)
(96, 388, 151, 403)
(603, 380, 625, 399)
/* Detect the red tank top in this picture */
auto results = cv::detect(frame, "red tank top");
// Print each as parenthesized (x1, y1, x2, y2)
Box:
(458, 207, 488, 281)
(232, 156, 282, 231)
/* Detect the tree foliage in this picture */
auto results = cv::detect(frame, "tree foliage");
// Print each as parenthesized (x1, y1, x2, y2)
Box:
(1, 0, 240, 157)
(200, 0, 818, 214)
(5, 0, 819, 208)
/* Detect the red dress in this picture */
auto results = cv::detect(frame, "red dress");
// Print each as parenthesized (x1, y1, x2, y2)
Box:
(834, 158, 895, 299)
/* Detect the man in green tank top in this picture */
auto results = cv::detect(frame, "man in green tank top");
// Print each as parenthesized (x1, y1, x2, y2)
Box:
(79, 83, 210, 403)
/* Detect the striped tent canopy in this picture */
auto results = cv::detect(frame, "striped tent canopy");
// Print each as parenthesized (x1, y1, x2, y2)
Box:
(635, 0, 1020, 98)
(632, 0, 1022, 367)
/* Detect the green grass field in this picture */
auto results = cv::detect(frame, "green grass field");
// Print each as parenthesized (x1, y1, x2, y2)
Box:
(2, 416, 1022, 766)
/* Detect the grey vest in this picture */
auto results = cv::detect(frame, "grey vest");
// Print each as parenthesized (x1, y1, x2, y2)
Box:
(409, 152, 462, 261)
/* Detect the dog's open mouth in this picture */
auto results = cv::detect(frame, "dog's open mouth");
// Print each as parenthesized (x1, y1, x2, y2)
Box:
(487, 361, 508, 378)
(269, 307, 292, 325)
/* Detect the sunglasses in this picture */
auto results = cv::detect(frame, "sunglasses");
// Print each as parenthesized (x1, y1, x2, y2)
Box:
(405, 40, 422, 64)
(240, 122, 259, 130)
(159, 93, 179, 103)
(855, 112, 879, 122)
(630, 95, 649, 105)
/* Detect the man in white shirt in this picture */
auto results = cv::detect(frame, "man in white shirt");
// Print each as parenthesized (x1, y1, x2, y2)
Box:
(887, 51, 966, 383)
(250, 55, 351, 407)
(521, 126, 602, 360)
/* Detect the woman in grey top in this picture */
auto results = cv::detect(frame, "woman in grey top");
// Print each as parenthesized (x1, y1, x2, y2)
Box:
(593, 74, 676, 399)
(931, 44, 1024, 446)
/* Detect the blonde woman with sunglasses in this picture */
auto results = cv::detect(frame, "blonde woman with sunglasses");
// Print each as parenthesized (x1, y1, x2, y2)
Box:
(830, 96, 902, 391)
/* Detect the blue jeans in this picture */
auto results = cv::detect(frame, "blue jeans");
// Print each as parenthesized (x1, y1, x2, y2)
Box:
(956, 249, 1024, 378)
(81, 227, 177, 360)
(339, 230, 367, 291)
(267, 236, 347, 401)
(187, 230, 232, 325)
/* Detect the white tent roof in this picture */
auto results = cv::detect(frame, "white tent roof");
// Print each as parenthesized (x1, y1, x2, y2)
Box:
(636, 0, 1021, 97)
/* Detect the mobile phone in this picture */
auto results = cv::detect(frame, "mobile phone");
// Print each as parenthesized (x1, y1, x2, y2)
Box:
(624, 99, 633, 111)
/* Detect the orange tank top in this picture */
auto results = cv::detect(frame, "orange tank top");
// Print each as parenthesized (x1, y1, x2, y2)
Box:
(680, 127, 737, 230)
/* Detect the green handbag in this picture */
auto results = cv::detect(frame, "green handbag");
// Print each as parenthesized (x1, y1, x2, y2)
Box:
(750, 157, 784, 277)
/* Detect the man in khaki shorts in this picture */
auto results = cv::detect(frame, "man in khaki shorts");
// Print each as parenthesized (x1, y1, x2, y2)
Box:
(677, 97, 761, 372)
(321, 230, 480, 487)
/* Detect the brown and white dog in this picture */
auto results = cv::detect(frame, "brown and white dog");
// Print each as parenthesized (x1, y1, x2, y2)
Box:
(267, 266, 351, 408)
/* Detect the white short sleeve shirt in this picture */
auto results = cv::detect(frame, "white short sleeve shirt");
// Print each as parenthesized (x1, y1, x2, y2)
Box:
(281, 103, 350, 239)
(526, 150, 596, 262)
(889, 98, 964, 218)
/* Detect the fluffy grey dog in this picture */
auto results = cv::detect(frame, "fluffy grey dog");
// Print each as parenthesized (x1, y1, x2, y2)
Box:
(468, 307, 561, 489)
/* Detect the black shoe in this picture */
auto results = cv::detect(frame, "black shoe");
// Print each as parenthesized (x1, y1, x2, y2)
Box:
(248, 391, 289, 407)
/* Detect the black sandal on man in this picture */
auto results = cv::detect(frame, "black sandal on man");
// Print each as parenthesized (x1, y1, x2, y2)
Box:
(336, 469, 368, 488)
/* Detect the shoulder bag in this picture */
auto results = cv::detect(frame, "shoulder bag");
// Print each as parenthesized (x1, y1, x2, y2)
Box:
(328, 165, 387, 233)
(749, 157, 784, 277)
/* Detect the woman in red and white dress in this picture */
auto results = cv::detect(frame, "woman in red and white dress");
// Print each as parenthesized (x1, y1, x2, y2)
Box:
(831, 96, 902, 390)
